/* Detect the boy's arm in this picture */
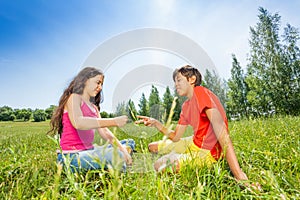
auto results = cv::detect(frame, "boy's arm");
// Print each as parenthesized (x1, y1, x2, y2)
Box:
(205, 108, 248, 181)
(136, 115, 187, 142)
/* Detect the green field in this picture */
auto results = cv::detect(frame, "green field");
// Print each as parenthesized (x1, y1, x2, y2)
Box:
(1, 116, 299, 199)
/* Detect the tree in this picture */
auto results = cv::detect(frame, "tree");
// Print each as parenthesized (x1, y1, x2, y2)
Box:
(45, 105, 56, 120)
(148, 85, 162, 120)
(226, 55, 249, 119)
(279, 24, 300, 115)
(203, 69, 227, 108)
(138, 93, 149, 116)
(100, 111, 109, 118)
(23, 109, 32, 121)
(162, 86, 174, 122)
(14, 108, 32, 121)
(0, 106, 15, 121)
(33, 109, 47, 122)
(115, 101, 127, 116)
(245, 7, 281, 117)
(245, 7, 300, 117)
(172, 89, 186, 121)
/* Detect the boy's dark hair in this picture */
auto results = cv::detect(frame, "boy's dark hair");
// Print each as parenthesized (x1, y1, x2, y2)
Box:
(173, 65, 202, 86)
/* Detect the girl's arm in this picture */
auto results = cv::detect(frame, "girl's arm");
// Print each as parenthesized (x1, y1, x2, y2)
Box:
(97, 127, 132, 165)
(96, 109, 132, 165)
(66, 94, 127, 130)
(205, 108, 248, 181)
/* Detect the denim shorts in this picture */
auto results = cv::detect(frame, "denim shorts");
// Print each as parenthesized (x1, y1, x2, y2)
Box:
(57, 139, 135, 173)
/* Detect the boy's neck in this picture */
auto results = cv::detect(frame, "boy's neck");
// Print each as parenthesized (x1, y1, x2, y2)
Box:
(186, 85, 195, 99)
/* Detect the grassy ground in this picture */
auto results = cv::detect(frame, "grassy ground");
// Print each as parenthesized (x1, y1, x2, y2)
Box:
(0, 116, 299, 199)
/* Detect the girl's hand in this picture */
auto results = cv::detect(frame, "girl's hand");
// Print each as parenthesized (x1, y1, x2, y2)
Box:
(135, 115, 157, 127)
(121, 149, 132, 165)
(114, 115, 128, 127)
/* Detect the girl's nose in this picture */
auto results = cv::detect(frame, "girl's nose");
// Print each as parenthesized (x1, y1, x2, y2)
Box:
(97, 84, 102, 91)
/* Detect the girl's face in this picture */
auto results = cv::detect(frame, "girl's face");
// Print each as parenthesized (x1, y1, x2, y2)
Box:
(84, 74, 104, 97)
(174, 73, 194, 98)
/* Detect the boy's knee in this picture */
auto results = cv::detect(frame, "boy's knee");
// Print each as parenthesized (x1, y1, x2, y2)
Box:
(148, 142, 158, 153)
(153, 161, 160, 171)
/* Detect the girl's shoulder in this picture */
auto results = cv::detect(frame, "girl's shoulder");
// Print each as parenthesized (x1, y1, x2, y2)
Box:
(69, 93, 81, 100)
(66, 93, 82, 107)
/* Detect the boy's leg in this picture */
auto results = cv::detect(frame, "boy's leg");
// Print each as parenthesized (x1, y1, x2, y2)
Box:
(148, 141, 159, 153)
(153, 152, 181, 172)
(149, 136, 193, 154)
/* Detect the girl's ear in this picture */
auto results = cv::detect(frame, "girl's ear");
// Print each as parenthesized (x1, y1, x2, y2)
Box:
(188, 75, 197, 86)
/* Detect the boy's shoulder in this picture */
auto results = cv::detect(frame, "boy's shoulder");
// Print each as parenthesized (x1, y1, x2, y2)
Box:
(194, 86, 206, 93)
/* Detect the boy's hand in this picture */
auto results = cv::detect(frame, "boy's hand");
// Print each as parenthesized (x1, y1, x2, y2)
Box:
(135, 115, 157, 127)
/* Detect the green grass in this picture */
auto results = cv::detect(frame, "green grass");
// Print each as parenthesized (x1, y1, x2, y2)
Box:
(0, 116, 299, 199)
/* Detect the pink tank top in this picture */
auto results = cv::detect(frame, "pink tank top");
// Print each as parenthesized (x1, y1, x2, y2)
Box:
(60, 101, 98, 151)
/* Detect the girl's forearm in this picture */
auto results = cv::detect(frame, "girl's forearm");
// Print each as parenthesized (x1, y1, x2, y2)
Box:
(73, 117, 117, 130)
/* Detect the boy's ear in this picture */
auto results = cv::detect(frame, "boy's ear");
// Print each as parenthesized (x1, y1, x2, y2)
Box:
(189, 75, 197, 86)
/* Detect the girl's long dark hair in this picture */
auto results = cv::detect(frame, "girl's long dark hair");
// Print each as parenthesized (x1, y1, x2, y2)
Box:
(48, 67, 104, 136)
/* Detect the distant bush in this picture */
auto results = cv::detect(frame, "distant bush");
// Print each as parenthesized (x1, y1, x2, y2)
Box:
(33, 109, 47, 122)
(0, 111, 15, 121)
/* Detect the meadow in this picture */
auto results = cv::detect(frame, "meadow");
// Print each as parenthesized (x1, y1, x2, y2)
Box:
(0, 116, 299, 199)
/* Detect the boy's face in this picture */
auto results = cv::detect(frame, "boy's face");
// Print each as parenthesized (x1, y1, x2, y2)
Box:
(174, 73, 195, 97)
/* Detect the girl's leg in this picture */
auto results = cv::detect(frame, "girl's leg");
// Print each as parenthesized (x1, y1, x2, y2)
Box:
(87, 146, 126, 172)
(107, 139, 136, 155)
(66, 146, 126, 172)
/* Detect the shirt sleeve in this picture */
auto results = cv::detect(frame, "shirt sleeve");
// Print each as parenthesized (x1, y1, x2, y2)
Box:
(195, 87, 217, 114)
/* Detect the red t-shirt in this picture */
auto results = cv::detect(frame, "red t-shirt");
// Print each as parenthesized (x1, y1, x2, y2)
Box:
(178, 86, 227, 160)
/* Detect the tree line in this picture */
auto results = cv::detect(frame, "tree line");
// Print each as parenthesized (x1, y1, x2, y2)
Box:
(114, 8, 300, 121)
(226, 7, 300, 119)
(0, 7, 299, 122)
(0, 105, 56, 122)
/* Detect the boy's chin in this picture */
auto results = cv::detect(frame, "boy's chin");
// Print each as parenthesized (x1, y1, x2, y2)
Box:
(176, 91, 184, 96)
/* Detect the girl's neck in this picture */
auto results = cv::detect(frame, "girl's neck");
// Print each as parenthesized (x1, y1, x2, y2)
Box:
(80, 94, 96, 112)
(81, 93, 91, 104)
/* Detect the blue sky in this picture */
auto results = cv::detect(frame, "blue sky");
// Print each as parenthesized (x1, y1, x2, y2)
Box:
(0, 0, 299, 113)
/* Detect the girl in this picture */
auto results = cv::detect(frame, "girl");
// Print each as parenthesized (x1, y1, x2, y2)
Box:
(48, 67, 135, 172)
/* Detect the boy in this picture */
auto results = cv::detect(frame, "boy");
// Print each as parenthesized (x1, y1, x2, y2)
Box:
(137, 65, 248, 181)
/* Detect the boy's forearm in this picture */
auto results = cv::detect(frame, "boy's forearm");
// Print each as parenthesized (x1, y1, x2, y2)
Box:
(154, 121, 176, 140)
(225, 143, 248, 181)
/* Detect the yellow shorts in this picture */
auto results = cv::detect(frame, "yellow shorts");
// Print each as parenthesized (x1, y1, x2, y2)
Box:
(157, 136, 216, 168)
